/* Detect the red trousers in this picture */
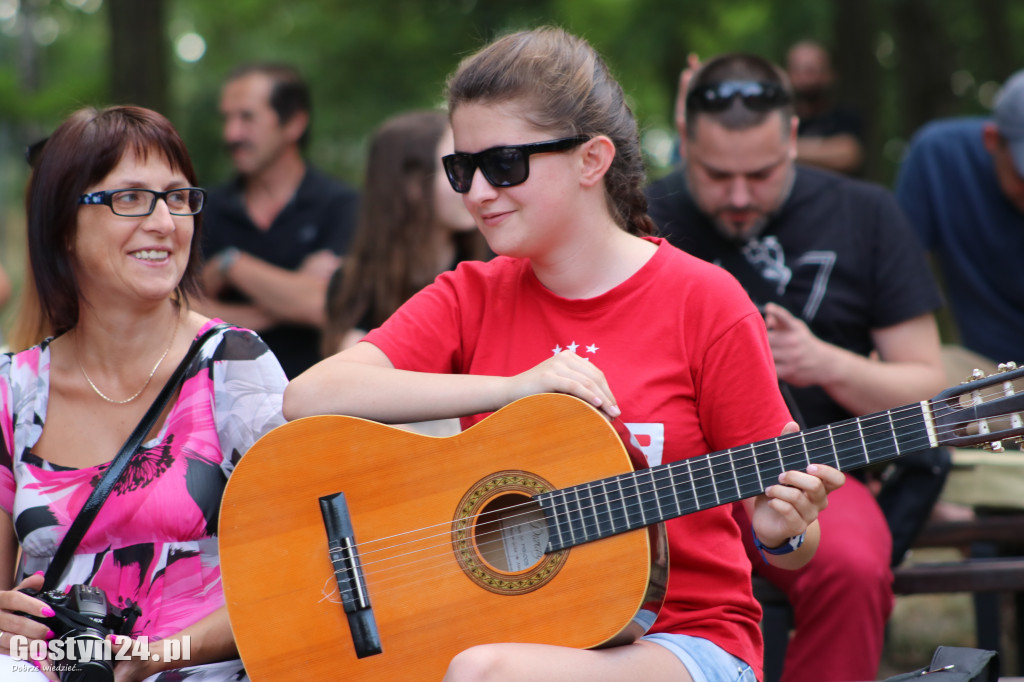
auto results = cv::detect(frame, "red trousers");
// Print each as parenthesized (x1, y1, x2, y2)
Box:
(736, 477, 895, 682)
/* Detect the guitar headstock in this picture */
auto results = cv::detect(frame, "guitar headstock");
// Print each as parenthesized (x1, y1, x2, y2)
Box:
(930, 362, 1024, 451)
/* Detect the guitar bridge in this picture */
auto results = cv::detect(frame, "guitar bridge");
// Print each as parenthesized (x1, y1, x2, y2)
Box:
(320, 492, 382, 658)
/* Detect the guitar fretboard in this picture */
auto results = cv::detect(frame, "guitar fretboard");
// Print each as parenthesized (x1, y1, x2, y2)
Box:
(535, 402, 934, 553)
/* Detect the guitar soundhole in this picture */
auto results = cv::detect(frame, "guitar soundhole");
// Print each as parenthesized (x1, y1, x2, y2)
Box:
(452, 470, 567, 595)
(476, 494, 548, 571)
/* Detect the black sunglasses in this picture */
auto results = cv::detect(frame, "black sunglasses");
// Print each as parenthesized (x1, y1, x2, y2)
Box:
(686, 81, 791, 113)
(442, 135, 590, 194)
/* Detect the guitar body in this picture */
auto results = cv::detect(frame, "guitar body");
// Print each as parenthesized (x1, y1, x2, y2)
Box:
(221, 364, 1024, 680)
(219, 394, 661, 681)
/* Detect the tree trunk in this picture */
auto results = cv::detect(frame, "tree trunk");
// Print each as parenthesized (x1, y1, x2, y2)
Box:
(108, 0, 169, 114)
(975, 0, 1016, 83)
(890, 0, 958, 139)
(831, 0, 882, 180)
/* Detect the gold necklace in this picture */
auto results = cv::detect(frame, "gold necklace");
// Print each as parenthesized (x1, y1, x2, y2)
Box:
(77, 321, 179, 405)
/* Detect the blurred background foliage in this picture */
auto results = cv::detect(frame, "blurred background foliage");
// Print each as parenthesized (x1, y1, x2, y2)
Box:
(0, 0, 1022, 283)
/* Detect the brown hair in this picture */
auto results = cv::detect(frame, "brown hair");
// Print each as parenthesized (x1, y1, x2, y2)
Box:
(684, 53, 794, 139)
(446, 26, 655, 236)
(322, 110, 490, 355)
(7, 270, 46, 352)
(225, 62, 312, 150)
(25, 105, 202, 336)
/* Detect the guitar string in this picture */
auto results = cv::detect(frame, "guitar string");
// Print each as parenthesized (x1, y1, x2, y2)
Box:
(318, 384, 1022, 602)
(329, 427, 1013, 605)
(327, 421, 947, 598)
(321, 441, 957, 605)
(340, 383, 1017, 570)
(324, 423, 983, 606)
(343, 381, 1014, 563)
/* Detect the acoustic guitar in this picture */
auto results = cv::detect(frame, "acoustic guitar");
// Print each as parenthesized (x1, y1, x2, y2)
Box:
(219, 364, 1024, 681)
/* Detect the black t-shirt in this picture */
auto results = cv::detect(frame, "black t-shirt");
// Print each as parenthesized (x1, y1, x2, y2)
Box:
(202, 166, 359, 378)
(797, 106, 864, 142)
(646, 165, 941, 428)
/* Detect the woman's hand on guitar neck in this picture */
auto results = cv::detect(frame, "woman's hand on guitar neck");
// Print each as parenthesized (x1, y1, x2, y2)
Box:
(747, 421, 846, 569)
(506, 350, 620, 420)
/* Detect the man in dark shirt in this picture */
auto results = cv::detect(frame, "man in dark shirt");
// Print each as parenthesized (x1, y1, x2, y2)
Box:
(199, 63, 358, 378)
(787, 40, 864, 175)
(648, 53, 947, 682)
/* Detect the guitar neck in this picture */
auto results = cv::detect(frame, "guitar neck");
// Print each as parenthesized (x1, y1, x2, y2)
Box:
(537, 401, 936, 553)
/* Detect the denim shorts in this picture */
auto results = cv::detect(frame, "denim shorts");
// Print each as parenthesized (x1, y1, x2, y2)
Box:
(643, 633, 757, 682)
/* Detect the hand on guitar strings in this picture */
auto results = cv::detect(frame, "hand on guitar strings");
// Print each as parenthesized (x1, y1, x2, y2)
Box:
(749, 421, 846, 559)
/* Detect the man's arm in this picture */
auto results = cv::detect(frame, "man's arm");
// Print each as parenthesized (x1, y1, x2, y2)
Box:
(203, 249, 339, 328)
(765, 305, 947, 415)
(796, 133, 864, 175)
(191, 297, 275, 332)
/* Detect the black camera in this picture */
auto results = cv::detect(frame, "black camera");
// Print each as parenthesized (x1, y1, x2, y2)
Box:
(19, 584, 140, 682)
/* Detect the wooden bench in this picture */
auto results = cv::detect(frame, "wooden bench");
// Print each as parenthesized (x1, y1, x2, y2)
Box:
(757, 514, 1024, 682)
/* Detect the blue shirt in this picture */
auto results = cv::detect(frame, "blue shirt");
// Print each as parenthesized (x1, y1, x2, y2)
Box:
(895, 117, 1024, 363)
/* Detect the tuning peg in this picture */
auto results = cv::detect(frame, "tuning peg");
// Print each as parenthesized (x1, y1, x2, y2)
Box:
(998, 368, 1024, 434)
(961, 368, 985, 385)
(963, 368, 988, 385)
(968, 376, 1002, 449)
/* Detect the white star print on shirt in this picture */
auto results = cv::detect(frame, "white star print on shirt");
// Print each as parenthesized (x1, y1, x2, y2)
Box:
(553, 342, 599, 356)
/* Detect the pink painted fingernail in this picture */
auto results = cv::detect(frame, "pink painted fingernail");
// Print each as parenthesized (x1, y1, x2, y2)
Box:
(33, 571, 44, 576)
(41, 606, 55, 618)
(45, 629, 55, 640)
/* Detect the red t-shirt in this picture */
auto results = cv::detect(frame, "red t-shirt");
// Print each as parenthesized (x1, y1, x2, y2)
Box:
(365, 237, 791, 676)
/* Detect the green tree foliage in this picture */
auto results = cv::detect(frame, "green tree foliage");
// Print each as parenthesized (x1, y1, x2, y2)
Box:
(2, 0, 1024, 193)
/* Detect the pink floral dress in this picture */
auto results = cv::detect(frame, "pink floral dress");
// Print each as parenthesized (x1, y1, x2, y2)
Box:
(0, 321, 287, 681)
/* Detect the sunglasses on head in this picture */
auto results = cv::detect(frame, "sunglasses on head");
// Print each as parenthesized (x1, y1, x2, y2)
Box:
(686, 80, 791, 113)
(442, 135, 590, 194)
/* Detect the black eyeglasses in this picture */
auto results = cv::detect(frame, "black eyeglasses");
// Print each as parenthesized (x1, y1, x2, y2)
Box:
(78, 188, 206, 217)
(442, 135, 590, 194)
(686, 81, 791, 113)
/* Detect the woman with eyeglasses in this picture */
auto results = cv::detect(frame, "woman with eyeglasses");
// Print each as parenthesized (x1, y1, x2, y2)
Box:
(286, 27, 843, 681)
(0, 106, 286, 681)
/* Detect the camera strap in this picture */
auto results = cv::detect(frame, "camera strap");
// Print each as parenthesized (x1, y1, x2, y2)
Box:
(41, 322, 230, 592)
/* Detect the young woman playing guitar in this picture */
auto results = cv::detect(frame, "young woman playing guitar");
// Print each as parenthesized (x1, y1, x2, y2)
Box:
(285, 27, 844, 682)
